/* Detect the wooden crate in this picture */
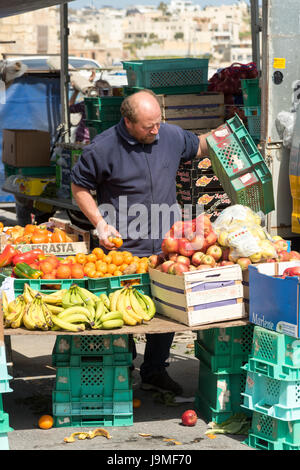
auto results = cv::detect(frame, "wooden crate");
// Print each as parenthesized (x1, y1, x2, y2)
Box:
(149, 265, 246, 327)
(0, 218, 90, 256)
(160, 92, 224, 130)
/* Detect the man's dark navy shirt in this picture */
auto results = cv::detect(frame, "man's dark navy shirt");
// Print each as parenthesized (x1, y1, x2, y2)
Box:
(71, 118, 200, 257)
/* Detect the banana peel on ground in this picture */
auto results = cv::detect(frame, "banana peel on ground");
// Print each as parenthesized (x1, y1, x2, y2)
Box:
(64, 428, 111, 443)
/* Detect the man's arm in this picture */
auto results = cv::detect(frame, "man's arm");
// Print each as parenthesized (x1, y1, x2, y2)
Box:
(71, 183, 121, 250)
(196, 131, 211, 157)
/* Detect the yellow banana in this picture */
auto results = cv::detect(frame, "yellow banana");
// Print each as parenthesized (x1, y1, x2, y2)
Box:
(101, 319, 124, 329)
(77, 287, 100, 303)
(129, 288, 151, 321)
(41, 302, 54, 328)
(101, 311, 123, 322)
(51, 315, 85, 332)
(2, 291, 9, 314)
(135, 290, 156, 319)
(94, 300, 105, 324)
(111, 288, 124, 312)
(29, 296, 48, 330)
(123, 289, 143, 324)
(4, 296, 25, 326)
(116, 289, 137, 326)
(57, 312, 92, 324)
(58, 305, 93, 318)
(45, 304, 64, 314)
(24, 284, 37, 302)
(10, 300, 26, 328)
(22, 302, 37, 330)
(40, 289, 67, 305)
(76, 286, 96, 306)
(99, 293, 110, 310)
(62, 290, 74, 309)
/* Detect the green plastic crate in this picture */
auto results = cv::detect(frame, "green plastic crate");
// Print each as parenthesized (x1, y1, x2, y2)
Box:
(0, 433, 9, 450)
(241, 78, 261, 107)
(245, 412, 300, 450)
(84, 96, 123, 121)
(0, 412, 13, 434)
(52, 334, 130, 359)
(123, 84, 208, 96)
(53, 411, 133, 428)
(244, 106, 261, 142)
(13, 278, 86, 297)
(245, 326, 300, 381)
(123, 58, 209, 88)
(53, 351, 132, 368)
(85, 119, 118, 139)
(194, 341, 250, 374)
(194, 390, 251, 424)
(4, 163, 56, 178)
(196, 325, 254, 357)
(206, 114, 274, 214)
(86, 272, 151, 296)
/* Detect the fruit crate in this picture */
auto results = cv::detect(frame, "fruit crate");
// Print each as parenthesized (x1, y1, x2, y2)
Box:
(246, 326, 300, 381)
(123, 58, 209, 88)
(13, 278, 87, 297)
(85, 120, 118, 139)
(53, 409, 133, 428)
(52, 349, 132, 368)
(52, 334, 130, 361)
(194, 361, 250, 423)
(86, 272, 151, 296)
(176, 171, 223, 191)
(0, 345, 12, 394)
(244, 106, 261, 143)
(0, 433, 9, 451)
(4, 163, 56, 178)
(245, 411, 300, 450)
(123, 84, 208, 96)
(54, 361, 132, 399)
(0, 411, 13, 434)
(194, 325, 254, 374)
(84, 96, 123, 121)
(241, 78, 261, 107)
(242, 370, 300, 421)
(206, 114, 274, 214)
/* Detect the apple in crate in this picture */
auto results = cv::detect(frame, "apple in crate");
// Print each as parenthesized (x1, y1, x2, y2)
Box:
(206, 244, 223, 262)
(162, 237, 179, 255)
(236, 257, 252, 270)
(148, 254, 164, 269)
(190, 234, 205, 251)
(176, 255, 190, 267)
(169, 262, 190, 275)
(161, 260, 175, 273)
(201, 254, 216, 267)
(178, 238, 195, 257)
(273, 239, 289, 252)
(191, 251, 205, 266)
(205, 230, 218, 247)
(168, 253, 179, 262)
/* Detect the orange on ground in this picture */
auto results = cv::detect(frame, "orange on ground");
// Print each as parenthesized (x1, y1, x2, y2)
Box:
(38, 415, 54, 430)
(133, 398, 141, 408)
(56, 264, 72, 279)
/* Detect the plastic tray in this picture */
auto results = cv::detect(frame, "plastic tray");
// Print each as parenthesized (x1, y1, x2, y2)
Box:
(84, 96, 123, 121)
(0, 433, 9, 450)
(206, 114, 274, 214)
(123, 58, 209, 88)
(245, 411, 300, 450)
(53, 352, 132, 368)
(194, 341, 250, 374)
(241, 78, 261, 107)
(244, 106, 261, 142)
(247, 326, 300, 381)
(242, 370, 300, 421)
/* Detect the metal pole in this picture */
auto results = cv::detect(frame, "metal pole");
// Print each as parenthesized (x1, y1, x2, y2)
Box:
(250, 0, 261, 71)
(60, 3, 70, 143)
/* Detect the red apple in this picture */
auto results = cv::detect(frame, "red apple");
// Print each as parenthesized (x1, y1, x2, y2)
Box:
(162, 237, 179, 255)
(266, 258, 276, 263)
(148, 254, 161, 269)
(197, 264, 212, 270)
(178, 238, 195, 257)
(190, 234, 205, 251)
(236, 257, 252, 270)
(195, 214, 212, 236)
(176, 255, 190, 267)
(220, 260, 235, 266)
(206, 244, 223, 262)
(169, 262, 189, 275)
(277, 250, 291, 262)
(201, 254, 216, 266)
(161, 260, 175, 273)
(289, 251, 300, 260)
(274, 239, 289, 252)
(181, 409, 197, 427)
(205, 230, 218, 247)
(191, 251, 205, 266)
(168, 252, 179, 262)
(171, 221, 185, 238)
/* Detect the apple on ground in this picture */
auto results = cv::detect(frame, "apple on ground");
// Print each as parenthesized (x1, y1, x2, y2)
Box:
(191, 251, 205, 266)
(169, 262, 190, 275)
(161, 260, 175, 273)
(181, 409, 197, 427)
(178, 238, 195, 257)
(236, 257, 252, 270)
(201, 254, 216, 267)
(206, 244, 223, 262)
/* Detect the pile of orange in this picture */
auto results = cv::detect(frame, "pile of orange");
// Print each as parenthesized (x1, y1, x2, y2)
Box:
(72, 248, 149, 278)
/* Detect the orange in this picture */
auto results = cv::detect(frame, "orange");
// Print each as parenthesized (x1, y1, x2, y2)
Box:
(38, 415, 54, 430)
(95, 261, 107, 274)
(103, 254, 112, 264)
(132, 398, 141, 409)
(92, 247, 104, 260)
(119, 263, 129, 272)
(103, 273, 112, 277)
(123, 253, 133, 264)
(65, 256, 76, 264)
(136, 266, 147, 274)
(107, 263, 117, 274)
(95, 271, 104, 278)
(56, 264, 71, 279)
(113, 270, 123, 276)
(46, 255, 59, 269)
(84, 263, 96, 276)
(84, 266, 97, 278)
(42, 273, 56, 279)
(71, 263, 85, 279)
(75, 253, 87, 265)
(132, 256, 140, 264)
(112, 252, 124, 266)
(140, 257, 149, 264)
(86, 253, 97, 263)
(39, 260, 54, 275)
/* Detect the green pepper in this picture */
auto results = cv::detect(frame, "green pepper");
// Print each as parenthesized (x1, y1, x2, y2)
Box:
(13, 262, 43, 279)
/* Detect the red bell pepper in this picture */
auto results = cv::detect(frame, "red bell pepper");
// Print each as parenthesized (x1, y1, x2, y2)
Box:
(12, 249, 45, 266)
(0, 244, 18, 267)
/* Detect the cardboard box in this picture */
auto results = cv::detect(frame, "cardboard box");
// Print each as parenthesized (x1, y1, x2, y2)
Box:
(2, 129, 50, 167)
(247, 261, 300, 338)
(149, 265, 246, 327)
(0, 218, 90, 256)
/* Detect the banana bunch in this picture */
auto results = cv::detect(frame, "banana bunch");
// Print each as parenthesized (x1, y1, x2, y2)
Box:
(110, 287, 156, 326)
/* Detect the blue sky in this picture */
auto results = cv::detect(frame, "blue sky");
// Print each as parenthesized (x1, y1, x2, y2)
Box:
(69, 0, 249, 10)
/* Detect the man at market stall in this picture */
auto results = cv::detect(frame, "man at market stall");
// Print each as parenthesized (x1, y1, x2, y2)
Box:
(71, 89, 212, 396)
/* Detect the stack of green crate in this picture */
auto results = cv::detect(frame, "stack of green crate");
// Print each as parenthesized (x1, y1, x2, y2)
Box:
(84, 96, 124, 139)
(51, 334, 133, 428)
(241, 78, 261, 143)
(194, 325, 254, 424)
(0, 344, 13, 450)
(242, 326, 300, 450)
